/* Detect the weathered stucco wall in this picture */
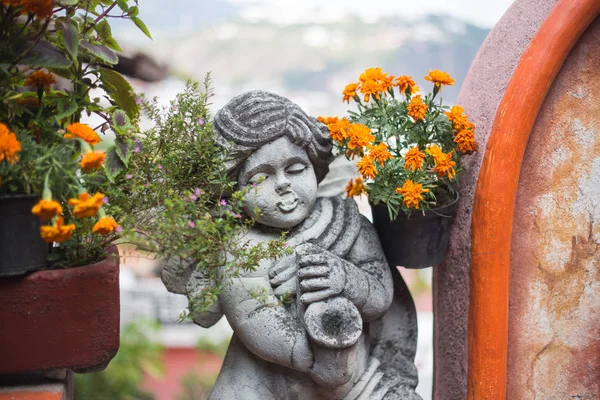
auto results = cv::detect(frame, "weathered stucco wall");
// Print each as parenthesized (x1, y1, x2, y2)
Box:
(507, 18, 600, 398)
(433, 1, 558, 398)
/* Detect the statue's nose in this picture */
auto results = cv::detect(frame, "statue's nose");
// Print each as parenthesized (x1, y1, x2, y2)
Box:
(275, 173, 291, 194)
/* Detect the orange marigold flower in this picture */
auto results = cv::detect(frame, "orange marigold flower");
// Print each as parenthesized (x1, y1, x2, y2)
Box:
(64, 123, 101, 145)
(358, 67, 392, 102)
(342, 83, 360, 103)
(327, 118, 352, 142)
(430, 149, 456, 180)
(21, 0, 53, 19)
(68, 192, 105, 218)
(40, 216, 76, 243)
(425, 144, 444, 159)
(24, 70, 56, 89)
(31, 199, 63, 221)
(318, 116, 339, 126)
(370, 142, 393, 165)
(2, 0, 22, 6)
(445, 105, 474, 131)
(80, 151, 106, 172)
(393, 75, 419, 95)
(454, 129, 479, 154)
(92, 216, 119, 235)
(347, 123, 375, 150)
(345, 177, 366, 197)
(359, 79, 383, 103)
(404, 146, 425, 171)
(408, 95, 427, 122)
(0, 123, 21, 165)
(357, 155, 377, 180)
(396, 180, 429, 209)
(424, 70, 455, 90)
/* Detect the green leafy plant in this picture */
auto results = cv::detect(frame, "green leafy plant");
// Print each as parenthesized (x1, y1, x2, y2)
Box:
(0, 0, 151, 267)
(320, 68, 478, 219)
(111, 78, 291, 315)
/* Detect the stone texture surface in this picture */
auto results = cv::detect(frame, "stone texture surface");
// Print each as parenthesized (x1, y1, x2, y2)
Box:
(507, 18, 600, 399)
(433, 0, 558, 398)
(0, 251, 120, 375)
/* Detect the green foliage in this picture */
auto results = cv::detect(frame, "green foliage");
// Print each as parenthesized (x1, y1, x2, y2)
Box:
(107, 78, 290, 314)
(74, 319, 164, 400)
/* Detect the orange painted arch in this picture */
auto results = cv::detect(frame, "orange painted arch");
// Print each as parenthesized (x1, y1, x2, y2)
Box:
(468, 0, 600, 398)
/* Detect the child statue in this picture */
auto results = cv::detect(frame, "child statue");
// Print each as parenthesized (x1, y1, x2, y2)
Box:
(162, 91, 421, 400)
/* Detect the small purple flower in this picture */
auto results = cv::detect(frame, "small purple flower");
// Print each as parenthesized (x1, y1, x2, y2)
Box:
(197, 117, 205, 125)
(194, 187, 202, 196)
(116, 226, 123, 233)
(220, 199, 227, 206)
(251, 183, 257, 188)
(135, 97, 143, 105)
(189, 194, 197, 201)
(157, 164, 163, 170)
(172, 105, 178, 112)
(102, 196, 109, 204)
(133, 144, 141, 153)
(145, 183, 150, 188)
(126, 174, 133, 180)
(189, 221, 196, 228)
(235, 213, 242, 219)
(284, 242, 290, 248)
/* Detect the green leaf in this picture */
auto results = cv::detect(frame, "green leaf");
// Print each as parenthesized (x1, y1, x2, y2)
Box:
(61, 21, 79, 60)
(55, 97, 78, 121)
(131, 16, 152, 39)
(114, 137, 132, 166)
(103, 36, 123, 52)
(99, 68, 139, 121)
(56, 0, 79, 5)
(104, 146, 125, 182)
(95, 19, 112, 40)
(116, 0, 128, 12)
(112, 109, 132, 132)
(80, 39, 119, 65)
(21, 40, 72, 69)
(128, 5, 138, 17)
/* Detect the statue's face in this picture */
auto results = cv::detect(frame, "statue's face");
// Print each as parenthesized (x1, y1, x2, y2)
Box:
(238, 136, 318, 229)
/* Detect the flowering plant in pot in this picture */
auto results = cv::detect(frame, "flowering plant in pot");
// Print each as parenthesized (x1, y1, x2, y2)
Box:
(319, 68, 478, 267)
(0, 0, 151, 275)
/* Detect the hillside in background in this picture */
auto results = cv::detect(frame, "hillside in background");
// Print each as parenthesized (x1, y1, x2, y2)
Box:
(119, 3, 490, 117)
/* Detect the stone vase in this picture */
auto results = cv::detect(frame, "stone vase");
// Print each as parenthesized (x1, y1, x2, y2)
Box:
(371, 194, 459, 268)
(0, 194, 48, 276)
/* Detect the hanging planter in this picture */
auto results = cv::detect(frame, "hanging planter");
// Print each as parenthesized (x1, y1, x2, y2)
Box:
(371, 194, 459, 268)
(0, 194, 48, 276)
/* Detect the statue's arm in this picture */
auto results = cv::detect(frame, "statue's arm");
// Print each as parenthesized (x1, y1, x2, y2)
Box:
(220, 273, 314, 372)
(342, 216, 394, 322)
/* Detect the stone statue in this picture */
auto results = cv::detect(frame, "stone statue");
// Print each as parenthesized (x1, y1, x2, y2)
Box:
(162, 91, 421, 399)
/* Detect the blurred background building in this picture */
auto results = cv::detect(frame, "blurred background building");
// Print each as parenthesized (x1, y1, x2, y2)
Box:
(79, 1, 515, 399)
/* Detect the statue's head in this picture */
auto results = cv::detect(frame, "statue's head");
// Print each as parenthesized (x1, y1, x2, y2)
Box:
(213, 90, 333, 229)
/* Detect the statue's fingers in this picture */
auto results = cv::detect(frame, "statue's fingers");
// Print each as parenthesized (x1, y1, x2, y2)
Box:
(300, 289, 335, 304)
(298, 253, 327, 267)
(295, 243, 321, 256)
(298, 265, 329, 279)
(274, 279, 297, 297)
(300, 278, 329, 291)
(268, 254, 296, 278)
(270, 265, 297, 286)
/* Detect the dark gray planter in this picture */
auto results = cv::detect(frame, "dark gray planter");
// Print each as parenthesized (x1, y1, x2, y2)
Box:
(0, 194, 48, 276)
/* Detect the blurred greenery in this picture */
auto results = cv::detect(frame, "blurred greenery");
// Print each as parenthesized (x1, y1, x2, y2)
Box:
(74, 319, 164, 400)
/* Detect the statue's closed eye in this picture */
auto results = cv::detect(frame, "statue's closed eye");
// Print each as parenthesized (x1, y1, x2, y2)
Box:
(248, 172, 268, 185)
(286, 163, 307, 175)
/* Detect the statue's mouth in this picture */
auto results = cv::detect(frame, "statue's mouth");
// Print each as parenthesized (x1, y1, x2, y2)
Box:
(277, 195, 299, 213)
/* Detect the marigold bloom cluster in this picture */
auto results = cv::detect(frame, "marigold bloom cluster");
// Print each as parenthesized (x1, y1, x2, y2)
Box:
(40, 217, 75, 243)
(357, 156, 377, 180)
(0, 123, 21, 165)
(369, 142, 392, 164)
(424, 70, 455, 90)
(393, 75, 419, 95)
(342, 83, 359, 103)
(319, 116, 351, 142)
(80, 151, 106, 172)
(404, 146, 425, 171)
(24, 70, 56, 89)
(345, 177, 365, 197)
(21, 0, 54, 19)
(347, 123, 375, 150)
(445, 106, 478, 154)
(31, 199, 63, 220)
(427, 145, 456, 180)
(68, 192, 105, 218)
(64, 123, 101, 145)
(93, 217, 119, 235)
(396, 180, 429, 209)
(408, 95, 427, 122)
(358, 67, 393, 102)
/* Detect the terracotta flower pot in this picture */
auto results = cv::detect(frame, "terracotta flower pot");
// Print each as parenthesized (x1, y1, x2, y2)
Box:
(371, 195, 459, 268)
(0, 194, 48, 276)
(0, 246, 120, 375)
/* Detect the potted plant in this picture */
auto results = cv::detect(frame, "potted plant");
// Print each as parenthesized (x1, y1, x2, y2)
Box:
(319, 68, 478, 267)
(0, 0, 151, 275)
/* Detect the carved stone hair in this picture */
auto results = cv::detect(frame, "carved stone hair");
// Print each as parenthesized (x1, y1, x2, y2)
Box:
(213, 90, 334, 183)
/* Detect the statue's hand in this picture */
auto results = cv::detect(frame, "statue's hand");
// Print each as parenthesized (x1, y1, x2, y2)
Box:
(269, 253, 298, 297)
(296, 243, 347, 304)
